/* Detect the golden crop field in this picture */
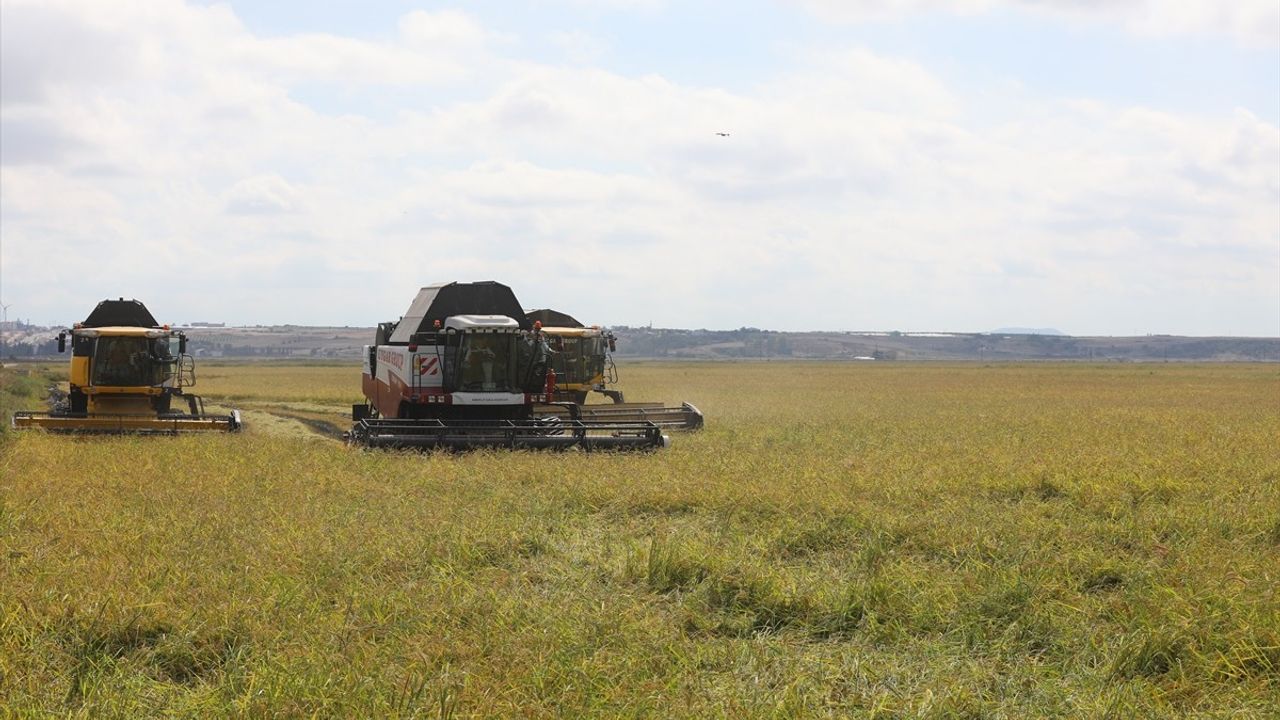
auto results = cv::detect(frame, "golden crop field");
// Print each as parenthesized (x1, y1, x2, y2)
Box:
(1, 361, 1278, 718)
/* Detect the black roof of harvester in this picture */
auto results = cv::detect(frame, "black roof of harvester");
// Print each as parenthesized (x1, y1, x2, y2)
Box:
(387, 281, 531, 343)
(524, 309, 583, 328)
(82, 298, 160, 328)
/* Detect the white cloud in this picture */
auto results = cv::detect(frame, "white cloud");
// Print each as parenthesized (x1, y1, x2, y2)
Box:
(548, 30, 609, 65)
(224, 175, 303, 215)
(398, 9, 497, 48)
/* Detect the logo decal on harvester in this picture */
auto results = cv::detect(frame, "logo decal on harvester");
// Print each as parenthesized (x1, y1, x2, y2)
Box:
(378, 348, 405, 371)
(415, 356, 440, 376)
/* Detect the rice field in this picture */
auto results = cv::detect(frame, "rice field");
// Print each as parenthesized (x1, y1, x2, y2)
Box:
(1, 361, 1277, 717)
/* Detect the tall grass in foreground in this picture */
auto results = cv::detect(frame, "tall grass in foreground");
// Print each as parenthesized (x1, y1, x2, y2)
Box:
(1, 363, 1277, 717)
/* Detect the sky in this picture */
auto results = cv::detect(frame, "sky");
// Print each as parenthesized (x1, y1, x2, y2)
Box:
(1, 0, 1277, 335)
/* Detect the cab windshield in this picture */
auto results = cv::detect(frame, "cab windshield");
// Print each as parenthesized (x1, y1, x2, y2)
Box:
(551, 336, 605, 384)
(91, 336, 172, 387)
(456, 333, 517, 392)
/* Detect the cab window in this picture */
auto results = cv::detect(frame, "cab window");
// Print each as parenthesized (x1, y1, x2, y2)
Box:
(91, 337, 161, 386)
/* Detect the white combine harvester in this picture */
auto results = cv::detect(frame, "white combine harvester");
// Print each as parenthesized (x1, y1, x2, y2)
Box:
(348, 281, 676, 450)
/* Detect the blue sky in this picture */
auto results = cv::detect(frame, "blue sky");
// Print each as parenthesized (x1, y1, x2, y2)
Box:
(2, 0, 1278, 334)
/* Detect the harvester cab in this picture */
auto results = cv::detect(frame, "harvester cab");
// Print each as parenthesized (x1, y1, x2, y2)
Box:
(349, 281, 668, 450)
(441, 315, 550, 397)
(12, 299, 242, 433)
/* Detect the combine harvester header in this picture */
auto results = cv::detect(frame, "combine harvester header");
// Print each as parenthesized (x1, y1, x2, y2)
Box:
(349, 281, 672, 450)
(11, 298, 241, 434)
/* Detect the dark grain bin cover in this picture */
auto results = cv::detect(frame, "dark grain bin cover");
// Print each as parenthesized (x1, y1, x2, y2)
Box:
(82, 299, 160, 328)
(388, 281, 530, 343)
(525, 309, 583, 328)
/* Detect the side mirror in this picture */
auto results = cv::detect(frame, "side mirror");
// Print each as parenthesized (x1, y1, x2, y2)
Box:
(57, 331, 66, 353)
(178, 334, 187, 354)
(608, 338, 616, 353)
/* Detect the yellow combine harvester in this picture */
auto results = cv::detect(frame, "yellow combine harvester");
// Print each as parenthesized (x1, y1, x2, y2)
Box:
(11, 299, 241, 434)
(526, 309, 704, 430)
(526, 309, 623, 403)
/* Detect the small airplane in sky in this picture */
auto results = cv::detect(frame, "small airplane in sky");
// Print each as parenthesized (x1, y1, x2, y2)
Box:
(715, 132, 730, 137)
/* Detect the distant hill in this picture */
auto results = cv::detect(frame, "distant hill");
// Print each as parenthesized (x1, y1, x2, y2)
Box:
(3, 324, 1277, 362)
(605, 328, 1280, 362)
